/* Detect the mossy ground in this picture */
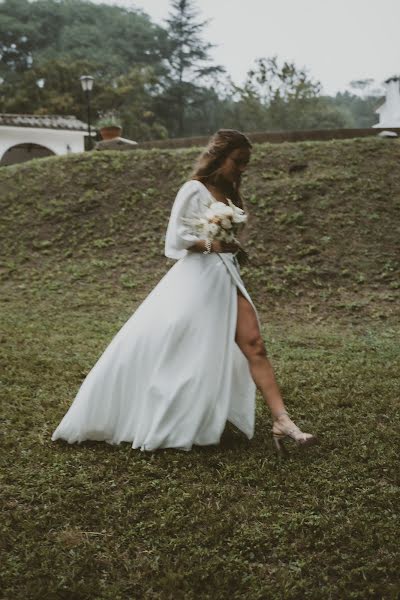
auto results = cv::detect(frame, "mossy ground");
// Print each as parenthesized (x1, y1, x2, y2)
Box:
(1, 138, 399, 599)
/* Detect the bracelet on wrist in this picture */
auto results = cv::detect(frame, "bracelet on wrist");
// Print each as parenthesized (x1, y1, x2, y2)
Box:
(203, 239, 212, 254)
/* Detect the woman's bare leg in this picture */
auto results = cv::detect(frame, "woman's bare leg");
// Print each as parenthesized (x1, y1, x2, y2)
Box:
(235, 289, 286, 419)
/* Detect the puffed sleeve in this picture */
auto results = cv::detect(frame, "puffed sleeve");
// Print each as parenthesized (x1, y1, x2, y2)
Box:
(164, 180, 205, 260)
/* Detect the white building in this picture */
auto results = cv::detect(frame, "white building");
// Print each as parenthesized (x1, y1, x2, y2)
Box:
(0, 114, 90, 166)
(373, 77, 400, 128)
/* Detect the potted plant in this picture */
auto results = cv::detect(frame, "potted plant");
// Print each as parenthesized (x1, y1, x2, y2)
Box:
(96, 112, 123, 140)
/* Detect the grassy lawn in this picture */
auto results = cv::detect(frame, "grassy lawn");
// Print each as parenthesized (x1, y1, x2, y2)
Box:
(1, 138, 399, 598)
(1, 289, 399, 599)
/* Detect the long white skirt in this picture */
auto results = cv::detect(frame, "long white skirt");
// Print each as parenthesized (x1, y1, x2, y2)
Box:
(51, 252, 261, 452)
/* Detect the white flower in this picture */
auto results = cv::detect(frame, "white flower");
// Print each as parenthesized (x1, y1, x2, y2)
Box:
(233, 213, 247, 224)
(227, 198, 247, 224)
(210, 202, 234, 218)
(206, 223, 219, 237)
(221, 218, 232, 230)
(180, 197, 247, 244)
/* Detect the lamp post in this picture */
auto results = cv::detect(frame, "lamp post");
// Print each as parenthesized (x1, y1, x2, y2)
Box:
(36, 78, 45, 109)
(79, 75, 94, 150)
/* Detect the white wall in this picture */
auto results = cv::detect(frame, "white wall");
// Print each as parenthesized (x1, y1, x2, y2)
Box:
(374, 79, 400, 128)
(0, 126, 88, 162)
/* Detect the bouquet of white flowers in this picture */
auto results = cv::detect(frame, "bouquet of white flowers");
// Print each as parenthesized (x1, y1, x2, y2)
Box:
(182, 197, 247, 247)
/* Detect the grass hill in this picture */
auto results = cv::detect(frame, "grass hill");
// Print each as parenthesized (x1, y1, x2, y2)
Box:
(1, 138, 399, 599)
(1, 136, 399, 326)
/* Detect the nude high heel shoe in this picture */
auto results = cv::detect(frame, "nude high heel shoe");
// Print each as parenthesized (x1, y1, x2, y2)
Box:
(272, 411, 318, 453)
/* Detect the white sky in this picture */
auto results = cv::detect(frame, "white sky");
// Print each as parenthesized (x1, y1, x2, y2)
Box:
(92, 0, 400, 95)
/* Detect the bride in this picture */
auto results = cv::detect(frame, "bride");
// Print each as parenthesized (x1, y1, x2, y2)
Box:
(51, 129, 317, 453)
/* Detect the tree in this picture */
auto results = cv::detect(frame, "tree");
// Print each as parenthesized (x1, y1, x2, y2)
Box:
(95, 66, 168, 140)
(0, 0, 171, 139)
(244, 56, 321, 104)
(329, 90, 381, 128)
(160, 0, 225, 136)
(0, 57, 168, 140)
(0, 0, 381, 137)
(229, 56, 351, 130)
(0, 0, 169, 78)
(0, 57, 99, 115)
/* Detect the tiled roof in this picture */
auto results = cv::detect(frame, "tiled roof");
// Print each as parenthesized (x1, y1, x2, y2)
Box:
(0, 113, 88, 131)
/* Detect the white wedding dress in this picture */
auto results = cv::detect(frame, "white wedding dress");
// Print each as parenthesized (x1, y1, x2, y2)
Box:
(51, 179, 262, 452)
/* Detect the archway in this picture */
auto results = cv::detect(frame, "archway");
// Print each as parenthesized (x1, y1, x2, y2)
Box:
(0, 143, 55, 166)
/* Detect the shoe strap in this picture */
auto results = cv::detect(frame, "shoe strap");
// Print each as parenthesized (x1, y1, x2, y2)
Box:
(273, 410, 289, 420)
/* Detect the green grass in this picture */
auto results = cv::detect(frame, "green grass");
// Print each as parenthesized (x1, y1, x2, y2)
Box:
(1, 298, 399, 599)
(1, 138, 399, 598)
(1, 137, 399, 326)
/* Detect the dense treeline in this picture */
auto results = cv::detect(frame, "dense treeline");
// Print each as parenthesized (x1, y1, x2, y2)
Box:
(0, 0, 382, 140)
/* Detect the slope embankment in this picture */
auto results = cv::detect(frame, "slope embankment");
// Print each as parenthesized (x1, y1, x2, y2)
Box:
(1, 137, 399, 325)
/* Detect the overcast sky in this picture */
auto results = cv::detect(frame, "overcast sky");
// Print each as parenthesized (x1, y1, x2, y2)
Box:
(93, 0, 399, 95)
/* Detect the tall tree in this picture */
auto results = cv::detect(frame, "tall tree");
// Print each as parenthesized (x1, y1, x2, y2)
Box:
(0, 0, 171, 139)
(0, 0, 169, 79)
(161, 0, 224, 136)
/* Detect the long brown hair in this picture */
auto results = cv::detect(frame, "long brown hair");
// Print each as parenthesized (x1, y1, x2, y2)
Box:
(191, 129, 252, 209)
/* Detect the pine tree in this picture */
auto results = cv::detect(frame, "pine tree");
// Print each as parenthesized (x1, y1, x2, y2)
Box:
(163, 0, 224, 136)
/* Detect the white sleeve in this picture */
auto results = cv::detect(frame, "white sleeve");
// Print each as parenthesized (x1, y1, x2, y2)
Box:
(164, 181, 205, 259)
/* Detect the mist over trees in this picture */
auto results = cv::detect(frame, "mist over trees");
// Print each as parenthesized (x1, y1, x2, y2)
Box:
(0, 0, 381, 140)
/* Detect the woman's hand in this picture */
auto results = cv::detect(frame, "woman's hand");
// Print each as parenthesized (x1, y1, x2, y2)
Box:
(236, 247, 250, 265)
(212, 240, 242, 253)
(213, 240, 250, 264)
(188, 239, 246, 255)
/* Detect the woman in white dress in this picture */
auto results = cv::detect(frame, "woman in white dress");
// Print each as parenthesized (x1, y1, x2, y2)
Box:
(51, 129, 317, 453)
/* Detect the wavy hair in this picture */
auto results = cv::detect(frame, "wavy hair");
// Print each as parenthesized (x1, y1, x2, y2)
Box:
(190, 129, 252, 209)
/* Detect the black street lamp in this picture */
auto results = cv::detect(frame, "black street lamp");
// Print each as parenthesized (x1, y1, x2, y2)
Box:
(36, 77, 45, 107)
(79, 75, 94, 150)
